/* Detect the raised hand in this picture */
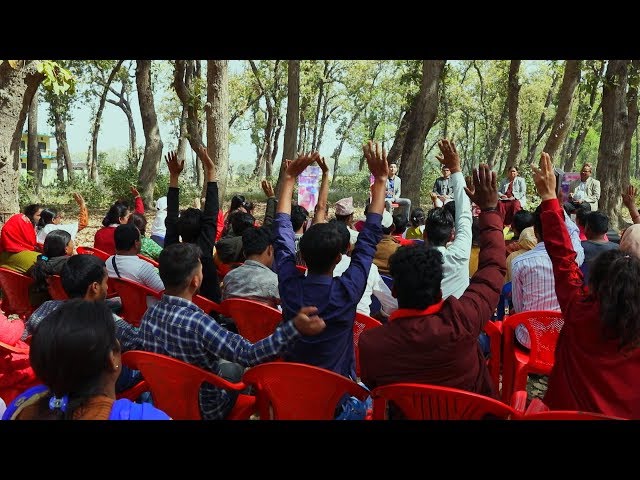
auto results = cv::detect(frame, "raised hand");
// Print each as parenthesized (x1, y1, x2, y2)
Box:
(622, 185, 637, 210)
(72, 192, 85, 206)
(531, 152, 556, 201)
(165, 150, 184, 177)
(196, 145, 216, 179)
(285, 151, 320, 178)
(362, 141, 389, 179)
(130, 186, 140, 198)
(261, 179, 275, 198)
(292, 306, 326, 336)
(435, 139, 462, 173)
(464, 164, 498, 210)
(316, 156, 329, 174)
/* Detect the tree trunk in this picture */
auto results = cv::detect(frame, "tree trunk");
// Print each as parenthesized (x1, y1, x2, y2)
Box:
(88, 59, 124, 181)
(0, 61, 43, 223)
(399, 60, 446, 207)
(275, 60, 300, 195)
(174, 60, 205, 154)
(505, 60, 523, 175)
(27, 88, 41, 192)
(636, 122, 640, 178)
(543, 60, 582, 162)
(487, 100, 508, 168)
(311, 61, 325, 151)
(622, 60, 639, 182)
(107, 81, 137, 164)
(136, 60, 164, 208)
(331, 113, 360, 185)
(387, 109, 413, 166)
(176, 103, 192, 181)
(525, 70, 560, 166)
(206, 60, 229, 205)
(597, 60, 629, 229)
(53, 108, 73, 181)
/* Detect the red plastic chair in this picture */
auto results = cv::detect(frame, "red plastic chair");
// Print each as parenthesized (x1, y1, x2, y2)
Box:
(47, 275, 69, 301)
(221, 297, 282, 343)
(137, 254, 159, 267)
(370, 383, 519, 420)
(501, 311, 564, 403)
(121, 350, 255, 420)
(242, 362, 371, 420)
(76, 246, 110, 262)
(353, 312, 382, 378)
(0, 268, 35, 319)
(483, 320, 503, 392)
(518, 396, 626, 420)
(193, 294, 227, 316)
(110, 277, 162, 327)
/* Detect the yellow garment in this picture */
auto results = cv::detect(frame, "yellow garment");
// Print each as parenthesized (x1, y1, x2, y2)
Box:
(373, 235, 400, 276)
(0, 250, 40, 274)
(505, 226, 538, 283)
(405, 225, 424, 240)
(468, 246, 480, 276)
(503, 226, 515, 241)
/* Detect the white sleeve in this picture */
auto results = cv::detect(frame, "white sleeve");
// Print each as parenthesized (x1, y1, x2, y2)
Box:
(138, 261, 165, 292)
(371, 269, 398, 316)
(445, 172, 472, 263)
(563, 210, 585, 266)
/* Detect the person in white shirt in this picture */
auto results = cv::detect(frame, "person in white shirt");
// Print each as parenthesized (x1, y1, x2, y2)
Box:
(106, 223, 165, 308)
(332, 221, 397, 318)
(35, 193, 88, 245)
(150, 196, 168, 247)
(511, 204, 584, 348)
(564, 163, 601, 213)
(424, 140, 472, 300)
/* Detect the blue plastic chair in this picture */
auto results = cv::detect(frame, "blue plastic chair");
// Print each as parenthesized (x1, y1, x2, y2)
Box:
(494, 281, 512, 320)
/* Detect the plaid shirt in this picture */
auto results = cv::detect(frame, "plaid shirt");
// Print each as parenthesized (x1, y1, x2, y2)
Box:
(138, 294, 300, 420)
(23, 300, 142, 352)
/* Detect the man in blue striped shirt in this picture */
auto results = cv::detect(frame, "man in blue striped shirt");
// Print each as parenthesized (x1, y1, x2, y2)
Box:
(139, 242, 326, 420)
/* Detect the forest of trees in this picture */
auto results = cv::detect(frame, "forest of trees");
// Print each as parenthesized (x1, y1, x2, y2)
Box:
(1, 59, 638, 228)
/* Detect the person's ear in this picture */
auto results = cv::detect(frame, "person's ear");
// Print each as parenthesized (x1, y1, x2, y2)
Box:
(190, 274, 200, 292)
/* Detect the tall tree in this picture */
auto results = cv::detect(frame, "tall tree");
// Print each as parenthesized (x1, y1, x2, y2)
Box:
(106, 61, 138, 165)
(136, 60, 163, 208)
(622, 60, 640, 181)
(505, 60, 523, 174)
(399, 60, 446, 206)
(524, 67, 560, 165)
(275, 60, 300, 195)
(0, 61, 43, 223)
(596, 60, 629, 228)
(543, 60, 582, 161)
(27, 88, 42, 192)
(206, 60, 230, 204)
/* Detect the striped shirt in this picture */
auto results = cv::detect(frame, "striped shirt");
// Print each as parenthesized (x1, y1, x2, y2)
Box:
(138, 294, 300, 420)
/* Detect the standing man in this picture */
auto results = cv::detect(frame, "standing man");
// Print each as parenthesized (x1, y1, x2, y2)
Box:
(564, 163, 601, 213)
(385, 163, 412, 223)
(430, 165, 454, 208)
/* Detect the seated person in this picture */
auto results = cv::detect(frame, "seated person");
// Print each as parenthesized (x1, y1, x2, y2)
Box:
(4, 300, 170, 420)
(105, 224, 164, 308)
(222, 226, 280, 309)
(505, 210, 535, 255)
(373, 211, 400, 276)
(430, 164, 454, 208)
(291, 205, 310, 267)
(214, 211, 256, 265)
(150, 196, 168, 247)
(27, 230, 74, 308)
(138, 242, 325, 420)
(359, 159, 505, 400)
(94, 187, 144, 255)
(505, 226, 537, 283)
(0, 204, 42, 274)
(580, 211, 619, 284)
(129, 213, 163, 260)
(563, 163, 601, 214)
(35, 193, 88, 245)
(391, 214, 414, 246)
(0, 311, 38, 405)
(404, 208, 426, 240)
(332, 221, 397, 318)
(24, 254, 142, 393)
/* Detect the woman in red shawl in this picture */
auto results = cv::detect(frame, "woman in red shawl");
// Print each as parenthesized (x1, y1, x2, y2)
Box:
(0, 204, 43, 274)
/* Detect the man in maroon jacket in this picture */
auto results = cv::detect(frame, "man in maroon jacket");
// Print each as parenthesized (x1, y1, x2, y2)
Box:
(359, 140, 506, 399)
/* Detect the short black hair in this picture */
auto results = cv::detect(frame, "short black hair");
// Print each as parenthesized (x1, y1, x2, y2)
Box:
(129, 212, 147, 236)
(393, 214, 408, 236)
(335, 213, 353, 223)
(102, 202, 129, 227)
(512, 210, 534, 236)
(37, 208, 58, 229)
(158, 243, 202, 290)
(230, 211, 255, 236)
(291, 205, 309, 232)
(299, 222, 342, 273)
(61, 254, 107, 298)
(114, 223, 140, 251)
(444, 201, 456, 220)
(389, 246, 444, 309)
(410, 208, 425, 227)
(575, 203, 591, 226)
(425, 207, 454, 247)
(177, 207, 203, 243)
(332, 219, 351, 254)
(242, 226, 272, 257)
(43, 229, 71, 258)
(230, 194, 246, 211)
(585, 210, 609, 235)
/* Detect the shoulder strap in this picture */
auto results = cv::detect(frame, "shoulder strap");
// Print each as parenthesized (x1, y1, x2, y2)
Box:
(111, 256, 122, 279)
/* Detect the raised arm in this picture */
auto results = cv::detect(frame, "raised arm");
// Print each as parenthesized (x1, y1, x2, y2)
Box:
(261, 179, 277, 228)
(194, 145, 219, 255)
(131, 186, 144, 214)
(73, 193, 89, 232)
(532, 152, 587, 312)
(164, 151, 184, 247)
(313, 156, 330, 225)
(622, 185, 640, 225)
(435, 139, 472, 262)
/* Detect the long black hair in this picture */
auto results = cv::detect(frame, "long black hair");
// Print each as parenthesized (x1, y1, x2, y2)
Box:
(30, 230, 72, 294)
(102, 202, 130, 227)
(36, 208, 58, 230)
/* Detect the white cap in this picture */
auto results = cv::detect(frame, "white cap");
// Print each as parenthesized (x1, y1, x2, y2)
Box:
(381, 210, 393, 229)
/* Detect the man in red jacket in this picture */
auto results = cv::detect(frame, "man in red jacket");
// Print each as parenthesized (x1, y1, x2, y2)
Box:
(359, 140, 505, 399)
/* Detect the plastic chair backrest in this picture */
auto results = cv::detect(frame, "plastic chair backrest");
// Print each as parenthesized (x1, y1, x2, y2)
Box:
(371, 382, 518, 420)
(242, 362, 370, 420)
(221, 297, 282, 343)
(47, 275, 69, 301)
(76, 246, 110, 262)
(193, 294, 227, 316)
(121, 350, 250, 420)
(110, 277, 162, 327)
(483, 320, 502, 389)
(137, 254, 159, 267)
(353, 312, 382, 378)
(503, 310, 564, 373)
(0, 268, 35, 319)
(524, 410, 627, 420)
